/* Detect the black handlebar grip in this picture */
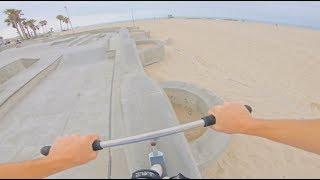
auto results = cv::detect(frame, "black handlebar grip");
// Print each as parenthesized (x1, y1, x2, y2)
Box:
(40, 146, 51, 156)
(202, 105, 252, 127)
(40, 139, 103, 156)
(92, 140, 103, 151)
(202, 115, 216, 127)
(244, 105, 252, 113)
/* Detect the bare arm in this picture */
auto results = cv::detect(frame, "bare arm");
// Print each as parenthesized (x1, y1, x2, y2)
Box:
(0, 157, 68, 179)
(208, 102, 320, 155)
(0, 134, 99, 179)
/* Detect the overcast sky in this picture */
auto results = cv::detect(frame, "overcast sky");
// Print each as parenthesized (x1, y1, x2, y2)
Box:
(1, 1, 320, 38)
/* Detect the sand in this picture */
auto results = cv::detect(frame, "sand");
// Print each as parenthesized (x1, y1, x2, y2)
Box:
(114, 19, 320, 178)
(58, 18, 320, 178)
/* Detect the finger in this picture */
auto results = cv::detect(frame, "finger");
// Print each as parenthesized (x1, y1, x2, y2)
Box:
(70, 134, 81, 140)
(208, 105, 221, 114)
(55, 136, 63, 141)
(86, 134, 100, 142)
(62, 135, 75, 141)
(213, 105, 222, 114)
(212, 125, 223, 132)
(61, 135, 74, 141)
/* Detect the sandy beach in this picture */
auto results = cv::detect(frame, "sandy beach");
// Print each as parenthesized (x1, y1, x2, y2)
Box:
(95, 18, 320, 178)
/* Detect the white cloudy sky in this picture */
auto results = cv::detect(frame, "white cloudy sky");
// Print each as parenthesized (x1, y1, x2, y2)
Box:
(1, 1, 319, 38)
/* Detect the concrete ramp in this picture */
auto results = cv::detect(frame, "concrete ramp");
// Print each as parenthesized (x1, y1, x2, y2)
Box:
(0, 56, 61, 120)
(0, 41, 113, 179)
(108, 29, 201, 178)
(0, 58, 39, 85)
(50, 36, 78, 46)
(67, 34, 91, 47)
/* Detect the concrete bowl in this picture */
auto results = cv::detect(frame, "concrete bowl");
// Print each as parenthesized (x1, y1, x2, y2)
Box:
(160, 81, 230, 167)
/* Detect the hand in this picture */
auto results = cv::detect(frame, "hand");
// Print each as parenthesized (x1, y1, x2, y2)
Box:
(208, 102, 254, 134)
(47, 134, 100, 169)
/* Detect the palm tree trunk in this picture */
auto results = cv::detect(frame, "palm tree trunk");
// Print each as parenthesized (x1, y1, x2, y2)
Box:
(15, 25, 23, 39)
(33, 29, 37, 36)
(26, 27, 31, 38)
(17, 21, 27, 39)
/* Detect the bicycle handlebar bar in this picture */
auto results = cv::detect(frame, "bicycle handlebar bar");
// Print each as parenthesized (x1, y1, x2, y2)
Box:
(40, 105, 252, 156)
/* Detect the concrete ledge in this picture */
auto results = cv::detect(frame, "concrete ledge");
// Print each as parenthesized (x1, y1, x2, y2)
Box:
(0, 44, 15, 53)
(136, 40, 165, 66)
(97, 33, 106, 38)
(106, 50, 116, 59)
(50, 37, 78, 46)
(0, 58, 39, 85)
(0, 55, 62, 120)
(127, 26, 140, 31)
(130, 30, 151, 41)
(76, 34, 106, 46)
(160, 81, 230, 167)
(67, 34, 91, 47)
(40, 26, 137, 44)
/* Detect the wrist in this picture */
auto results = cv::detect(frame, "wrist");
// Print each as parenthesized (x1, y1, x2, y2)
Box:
(242, 118, 266, 135)
(44, 155, 74, 171)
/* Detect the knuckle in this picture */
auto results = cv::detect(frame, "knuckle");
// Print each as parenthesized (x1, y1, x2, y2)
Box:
(55, 136, 63, 141)
(214, 105, 222, 113)
(87, 134, 100, 140)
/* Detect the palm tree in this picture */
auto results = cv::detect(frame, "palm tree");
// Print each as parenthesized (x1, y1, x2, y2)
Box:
(39, 20, 47, 33)
(35, 25, 40, 33)
(22, 20, 31, 38)
(4, 9, 27, 39)
(56, 15, 64, 31)
(4, 17, 23, 39)
(63, 17, 70, 30)
(25, 19, 38, 37)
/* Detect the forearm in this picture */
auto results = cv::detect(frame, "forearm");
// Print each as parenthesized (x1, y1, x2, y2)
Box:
(0, 157, 69, 179)
(245, 118, 320, 155)
(0, 134, 99, 179)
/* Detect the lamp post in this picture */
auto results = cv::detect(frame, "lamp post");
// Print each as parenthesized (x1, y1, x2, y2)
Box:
(131, 9, 135, 27)
(64, 5, 74, 33)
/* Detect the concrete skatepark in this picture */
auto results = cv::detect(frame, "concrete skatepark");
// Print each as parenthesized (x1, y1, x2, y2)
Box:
(0, 26, 229, 178)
